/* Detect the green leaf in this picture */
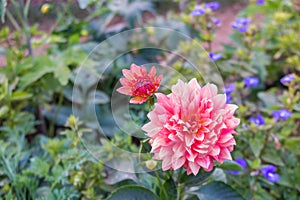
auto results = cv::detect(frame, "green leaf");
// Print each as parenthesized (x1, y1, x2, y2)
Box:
(190, 181, 243, 200)
(10, 91, 32, 101)
(161, 178, 177, 200)
(261, 150, 284, 166)
(284, 137, 300, 154)
(250, 52, 270, 81)
(0, 0, 7, 23)
(19, 56, 54, 88)
(180, 168, 214, 186)
(27, 157, 50, 177)
(257, 91, 278, 107)
(77, 0, 95, 9)
(249, 137, 265, 157)
(107, 185, 157, 200)
(218, 160, 243, 171)
(54, 65, 71, 86)
(0, 105, 9, 118)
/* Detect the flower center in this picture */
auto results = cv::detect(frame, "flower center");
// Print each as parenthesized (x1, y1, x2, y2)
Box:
(133, 79, 155, 96)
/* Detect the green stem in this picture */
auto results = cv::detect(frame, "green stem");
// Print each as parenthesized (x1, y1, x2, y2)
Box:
(147, 96, 154, 111)
(5, 10, 21, 31)
(154, 170, 168, 199)
(49, 90, 64, 137)
(176, 168, 184, 200)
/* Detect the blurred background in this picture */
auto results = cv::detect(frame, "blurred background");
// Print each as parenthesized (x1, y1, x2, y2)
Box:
(0, 0, 299, 199)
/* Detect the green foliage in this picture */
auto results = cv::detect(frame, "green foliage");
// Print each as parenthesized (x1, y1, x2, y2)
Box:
(190, 181, 243, 200)
(0, 0, 7, 22)
(107, 185, 157, 200)
(0, 0, 299, 199)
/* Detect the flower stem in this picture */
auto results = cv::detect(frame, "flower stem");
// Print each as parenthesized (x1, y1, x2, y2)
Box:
(176, 168, 184, 200)
(154, 170, 168, 198)
(147, 96, 154, 111)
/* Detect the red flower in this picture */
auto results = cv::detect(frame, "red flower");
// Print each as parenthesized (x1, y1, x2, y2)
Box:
(117, 64, 162, 104)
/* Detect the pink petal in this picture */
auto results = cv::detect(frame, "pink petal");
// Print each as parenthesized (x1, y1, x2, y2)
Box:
(130, 96, 147, 104)
(117, 87, 132, 95)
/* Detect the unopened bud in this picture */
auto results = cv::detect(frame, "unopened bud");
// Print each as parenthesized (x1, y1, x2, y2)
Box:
(145, 160, 157, 170)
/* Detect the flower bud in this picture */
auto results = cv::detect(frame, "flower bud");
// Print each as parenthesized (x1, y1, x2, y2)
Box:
(41, 3, 50, 14)
(145, 160, 157, 170)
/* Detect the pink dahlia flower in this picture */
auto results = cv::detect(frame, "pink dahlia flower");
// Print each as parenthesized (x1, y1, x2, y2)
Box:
(117, 64, 162, 104)
(142, 79, 240, 175)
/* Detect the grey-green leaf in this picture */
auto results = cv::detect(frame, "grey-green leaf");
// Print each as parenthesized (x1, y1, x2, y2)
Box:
(107, 185, 157, 200)
(0, 0, 7, 23)
(180, 168, 215, 186)
(190, 181, 243, 200)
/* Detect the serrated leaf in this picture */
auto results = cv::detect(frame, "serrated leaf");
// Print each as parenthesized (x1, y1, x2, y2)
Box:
(28, 157, 50, 177)
(190, 181, 243, 200)
(19, 56, 54, 88)
(107, 185, 157, 200)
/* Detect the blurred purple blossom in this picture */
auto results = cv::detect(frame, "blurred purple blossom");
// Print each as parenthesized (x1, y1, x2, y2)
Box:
(228, 158, 247, 175)
(191, 5, 206, 16)
(273, 109, 292, 121)
(224, 83, 235, 103)
(280, 73, 294, 85)
(204, 1, 220, 11)
(226, 95, 232, 104)
(244, 77, 260, 88)
(209, 52, 222, 61)
(232, 17, 251, 32)
(261, 165, 280, 183)
(256, 0, 265, 5)
(249, 114, 265, 126)
(224, 83, 236, 95)
(212, 17, 221, 26)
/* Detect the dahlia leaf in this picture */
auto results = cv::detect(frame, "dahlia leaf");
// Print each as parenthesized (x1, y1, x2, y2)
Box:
(107, 185, 157, 200)
(161, 178, 177, 200)
(190, 181, 243, 200)
(180, 168, 215, 186)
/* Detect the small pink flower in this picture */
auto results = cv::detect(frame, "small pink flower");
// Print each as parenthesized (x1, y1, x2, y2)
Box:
(142, 79, 240, 175)
(117, 64, 162, 104)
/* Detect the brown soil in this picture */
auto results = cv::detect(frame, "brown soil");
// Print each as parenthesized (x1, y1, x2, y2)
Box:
(0, 2, 246, 66)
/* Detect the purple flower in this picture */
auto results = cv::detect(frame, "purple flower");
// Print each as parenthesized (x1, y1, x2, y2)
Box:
(249, 114, 265, 126)
(204, 1, 220, 11)
(244, 77, 260, 88)
(256, 0, 265, 5)
(209, 52, 222, 61)
(261, 165, 280, 183)
(280, 74, 295, 85)
(191, 5, 206, 16)
(224, 83, 236, 95)
(232, 17, 251, 33)
(226, 95, 232, 103)
(272, 109, 292, 121)
(228, 158, 247, 175)
(212, 17, 221, 26)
